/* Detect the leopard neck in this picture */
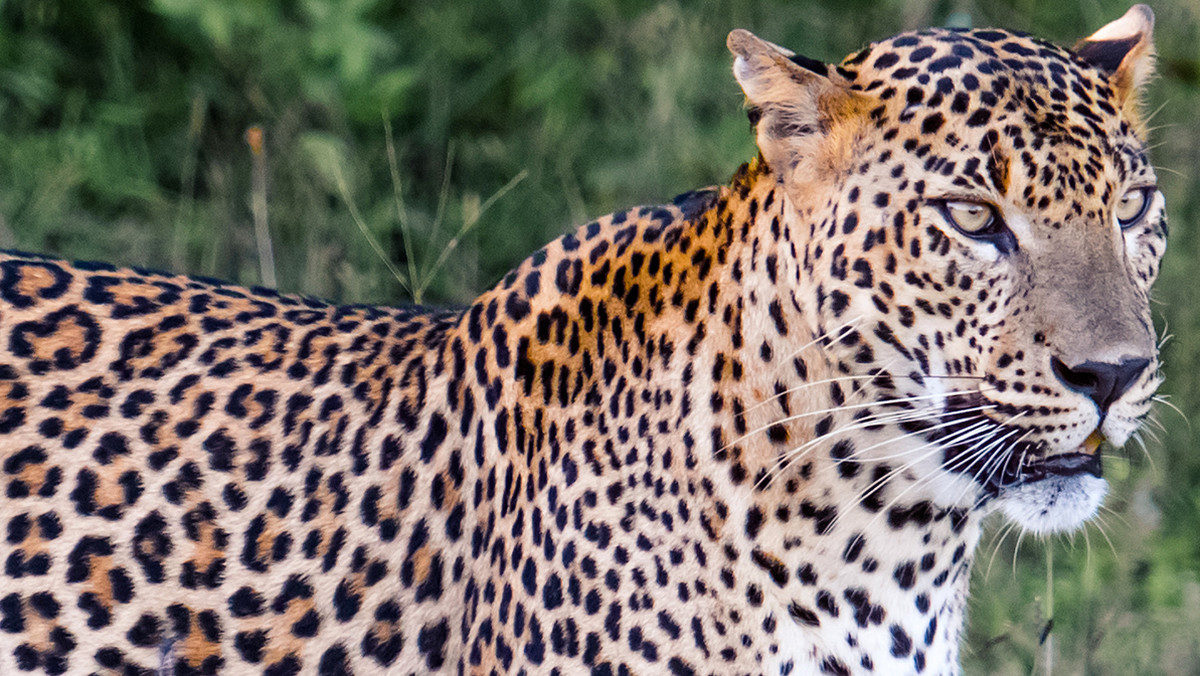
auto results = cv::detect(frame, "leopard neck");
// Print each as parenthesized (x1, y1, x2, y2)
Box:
(701, 160, 984, 674)
(448, 157, 984, 674)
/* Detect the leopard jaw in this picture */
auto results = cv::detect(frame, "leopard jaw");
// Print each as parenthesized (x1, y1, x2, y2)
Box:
(997, 476, 1108, 535)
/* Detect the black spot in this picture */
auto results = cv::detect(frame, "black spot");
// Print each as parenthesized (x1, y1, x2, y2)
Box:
(235, 630, 268, 663)
(873, 53, 900, 69)
(93, 432, 131, 465)
(69, 468, 98, 516)
(419, 414, 448, 463)
(229, 587, 265, 618)
(887, 501, 933, 529)
(0, 260, 71, 308)
(291, 609, 320, 638)
(668, 656, 697, 676)
(28, 592, 59, 619)
(417, 618, 450, 671)
(109, 568, 134, 602)
(132, 512, 170, 583)
(927, 55, 962, 73)
(800, 501, 837, 535)
(751, 548, 789, 587)
(202, 429, 237, 472)
(842, 533, 865, 563)
(505, 293, 531, 321)
(318, 644, 352, 676)
(66, 536, 112, 584)
(788, 601, 820, 627)
(361, 618, 403, 666)
(820, 656, 851, 675)
(921, 113, 945, 134)
(9, 305, 101, 374)
(891, 624, 914, 657)
(894, 561, 917, 590)
(745, 507, 764, 538)
(264, 656, 301, 676)
(95, 646, 123, 668)
(829, 290, 849, 317)
(126, 613, 161, 647)
(0, 593, 25, 632)
(816, 590, 838, 617)
(543, 573, 564, 610)
(831, 439, 860, 478)
(414, 553, 444, 602)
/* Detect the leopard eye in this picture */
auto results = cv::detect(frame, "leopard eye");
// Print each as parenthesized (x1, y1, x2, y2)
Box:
(944, 201, 994, 234)
(934, 199, 1015, 252)
(1115, 188, 1153, 229)
(939, 200, 1003, 235)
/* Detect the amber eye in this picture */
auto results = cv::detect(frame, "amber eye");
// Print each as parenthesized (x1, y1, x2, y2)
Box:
(943, 201, 996, 234)
(935, 199, 1014, 252)
(938, 199, 1007, 235)
(1115, 188, 1153, 229)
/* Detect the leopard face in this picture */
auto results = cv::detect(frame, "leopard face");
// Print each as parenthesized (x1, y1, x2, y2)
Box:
(730, 5, 1164, 536)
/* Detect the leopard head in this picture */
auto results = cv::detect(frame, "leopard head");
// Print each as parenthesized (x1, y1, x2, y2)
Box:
(729, 5, 1164, 534)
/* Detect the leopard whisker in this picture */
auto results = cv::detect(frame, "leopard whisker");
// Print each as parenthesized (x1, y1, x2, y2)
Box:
(762, 405, 996, 490)
(1095, 501, 1133, 530)
(739, 370, 899, 419)
(968, 424, 1040, 515)
(1086, 511, 1120, 559)
(973, 440, 1017, 496)
(731, 387, 988, 450)
(1143, 412, 1167, 434)
(1080, 525, 1092, 572)
(1150, 394, 1188, 427)
(755, 406, 952, 488)
(1127, 430, 1158, 473)
(938, 426, 1022, 509)
(943, 425, 1026, 509)
(1136, 425, 1162, 453)
(744, 367, 988, 418)
(796, 410, 996, 497)
(980, 421, 1036, 486)
(1155, 316, 1173, 349)
(983, 518, 1022, 580)
(783, 315, 868, 363)
(1010, 530, 1029, 578)
(942, 411, 1033, 511)
(837, 405, 999, 464)
(834, 418, 1001, 532)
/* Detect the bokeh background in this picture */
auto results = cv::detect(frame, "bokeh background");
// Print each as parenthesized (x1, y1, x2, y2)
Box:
(1, 0, 1197, 672)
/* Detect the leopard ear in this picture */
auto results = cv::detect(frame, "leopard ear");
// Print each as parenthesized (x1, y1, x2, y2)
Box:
(1074, 5, 1155, 121)
(728, 29, 874, 188)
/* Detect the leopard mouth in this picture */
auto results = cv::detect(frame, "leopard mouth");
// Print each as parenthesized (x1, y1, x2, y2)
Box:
(929, 394, 1109, 493)
(937, 412, 1107, 493)
(1015, 431, 1105, 483)
(994, 430, 1110, 534)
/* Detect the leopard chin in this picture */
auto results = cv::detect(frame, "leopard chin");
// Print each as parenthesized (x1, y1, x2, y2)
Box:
(997, 474, 1108, 535)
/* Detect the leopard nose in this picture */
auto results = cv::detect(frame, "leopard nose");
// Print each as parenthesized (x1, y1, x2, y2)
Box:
(1050, 356, 1150, 413)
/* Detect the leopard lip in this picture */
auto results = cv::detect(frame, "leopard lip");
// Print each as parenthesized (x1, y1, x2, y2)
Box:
(1021, 431, 1106, 481)
(1029, 452, 1103, 479)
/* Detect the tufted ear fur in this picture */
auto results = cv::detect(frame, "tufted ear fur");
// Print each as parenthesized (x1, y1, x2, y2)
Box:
(1073, 5, 1155, 125)
(728, 29, 875, 196)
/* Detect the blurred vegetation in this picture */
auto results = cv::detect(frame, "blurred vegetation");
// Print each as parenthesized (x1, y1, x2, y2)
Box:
(1, 0, 1198, 672)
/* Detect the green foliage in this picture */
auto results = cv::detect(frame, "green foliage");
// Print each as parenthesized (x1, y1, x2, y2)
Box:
(1, 1, 1199, 672)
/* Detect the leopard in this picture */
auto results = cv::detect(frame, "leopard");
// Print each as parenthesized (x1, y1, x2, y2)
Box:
(0, 5, 1166, 676)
